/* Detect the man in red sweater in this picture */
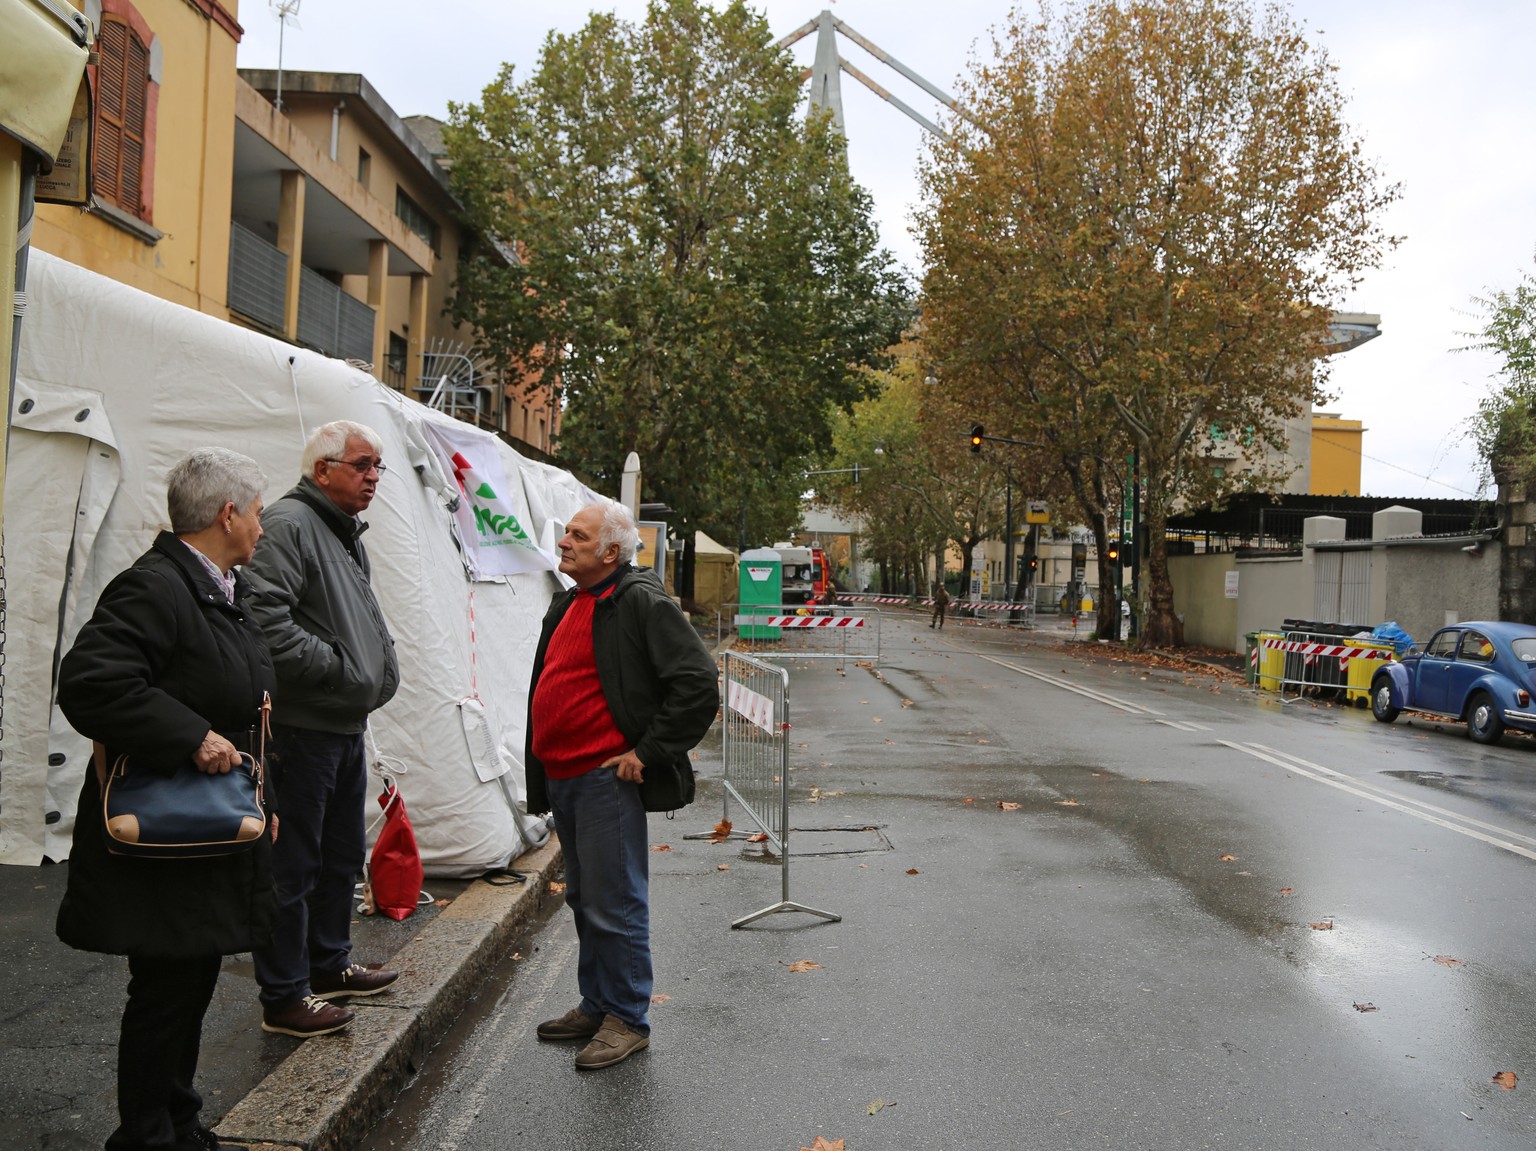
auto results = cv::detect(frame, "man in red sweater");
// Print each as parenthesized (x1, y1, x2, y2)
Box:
(525, 500, 719, 1070)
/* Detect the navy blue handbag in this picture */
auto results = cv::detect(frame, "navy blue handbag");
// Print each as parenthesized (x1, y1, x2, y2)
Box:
(95, 695, 270, 859)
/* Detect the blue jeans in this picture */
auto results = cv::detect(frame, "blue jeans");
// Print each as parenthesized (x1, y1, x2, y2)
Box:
(253, 726, 367, 1010)
(547, 766, 652, 1034)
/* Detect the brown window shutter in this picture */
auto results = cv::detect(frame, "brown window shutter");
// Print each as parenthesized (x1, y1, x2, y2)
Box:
(94, 18, 128, 204)
(92, 16, 152, 219)
(122, 35, 150, 215)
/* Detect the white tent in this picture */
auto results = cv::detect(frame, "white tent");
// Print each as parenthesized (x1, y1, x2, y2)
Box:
(2, 250, 597, 874)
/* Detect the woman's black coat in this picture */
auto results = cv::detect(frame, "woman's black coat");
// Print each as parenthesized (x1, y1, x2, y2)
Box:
(55, 532, 278, 957)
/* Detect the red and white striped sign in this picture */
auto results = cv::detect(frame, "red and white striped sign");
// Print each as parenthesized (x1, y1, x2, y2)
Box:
(726, 680, 776, 732)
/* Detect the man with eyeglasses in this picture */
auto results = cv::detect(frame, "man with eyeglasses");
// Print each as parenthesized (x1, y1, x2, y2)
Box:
(245, 420, 402, 1038)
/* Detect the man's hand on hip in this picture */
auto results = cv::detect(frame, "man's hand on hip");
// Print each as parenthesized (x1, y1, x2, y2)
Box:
(603, 749, 646, 783)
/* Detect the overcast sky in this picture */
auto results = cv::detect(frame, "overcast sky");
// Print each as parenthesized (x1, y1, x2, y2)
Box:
(237, 0, 1536, 502)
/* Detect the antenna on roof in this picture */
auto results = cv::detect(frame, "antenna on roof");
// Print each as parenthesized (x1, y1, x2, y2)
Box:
(270, 0, 303, 113)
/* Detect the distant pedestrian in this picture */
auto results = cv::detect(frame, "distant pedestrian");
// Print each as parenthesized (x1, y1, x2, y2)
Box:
(930, 581, 950, 629)
(526, 500, 719, 1070)
(56, 448, 276, 1151)
(245, 421, 401, 1039)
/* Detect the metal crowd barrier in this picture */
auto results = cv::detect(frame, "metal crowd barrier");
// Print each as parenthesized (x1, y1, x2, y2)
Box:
(722, 603, 882, 668)
(719, 651, 840, 929)
(1263, 629, 1394, 702)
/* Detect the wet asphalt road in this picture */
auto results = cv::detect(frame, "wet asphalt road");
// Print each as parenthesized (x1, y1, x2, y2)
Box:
(358, 614, 1536, 1151)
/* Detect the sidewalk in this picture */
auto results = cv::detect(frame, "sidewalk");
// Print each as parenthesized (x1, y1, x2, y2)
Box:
(0, 837, 561, 1151)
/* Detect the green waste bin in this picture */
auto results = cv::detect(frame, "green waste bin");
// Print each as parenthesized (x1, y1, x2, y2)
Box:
(738, 547, 782, 639)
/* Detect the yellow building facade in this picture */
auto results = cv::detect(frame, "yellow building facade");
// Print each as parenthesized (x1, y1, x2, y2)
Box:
(1310, 412, 1365, 495)
(30, 1, 556, 454)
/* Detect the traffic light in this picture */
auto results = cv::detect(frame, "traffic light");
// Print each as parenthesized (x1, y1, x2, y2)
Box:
(1026, 555, 1038, 574)
(969, 424, 984, 453)
(1121, 540, 1135, 567)
(1104, 541, 1119, 563)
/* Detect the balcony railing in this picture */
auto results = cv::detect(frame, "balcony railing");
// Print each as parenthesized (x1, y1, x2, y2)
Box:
(228, 222, 286, 333)
(297, 266, 375, 364)
(229, 224, 377, 366)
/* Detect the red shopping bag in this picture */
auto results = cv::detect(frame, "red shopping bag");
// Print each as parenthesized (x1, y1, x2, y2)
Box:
(368, 780, 423, 921)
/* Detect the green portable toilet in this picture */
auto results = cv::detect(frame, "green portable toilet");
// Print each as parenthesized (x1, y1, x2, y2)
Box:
(738, 547, 782, 639)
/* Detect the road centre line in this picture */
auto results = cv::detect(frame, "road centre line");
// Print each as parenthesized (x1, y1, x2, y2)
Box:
(1246, 742, 1536, 849)
(1158, 719, 1210, 731)
(1220, 740, 1536, 863)
(973, 653, 1164, 716)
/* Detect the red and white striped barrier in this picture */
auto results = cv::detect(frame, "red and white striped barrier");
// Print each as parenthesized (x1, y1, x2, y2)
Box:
(1261, 636, 1392, 668)
(763, 615, 865, 628)
(840, 594, 1036, 612)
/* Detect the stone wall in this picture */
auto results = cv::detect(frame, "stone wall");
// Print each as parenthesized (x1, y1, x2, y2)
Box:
(1499, 481, 1536, 623)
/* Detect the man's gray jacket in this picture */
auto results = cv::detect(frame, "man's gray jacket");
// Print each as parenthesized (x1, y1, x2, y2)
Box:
(244, 476, 399, 733)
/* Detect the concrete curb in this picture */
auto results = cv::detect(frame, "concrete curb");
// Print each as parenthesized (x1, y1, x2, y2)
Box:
(218, 838, 562, 1151)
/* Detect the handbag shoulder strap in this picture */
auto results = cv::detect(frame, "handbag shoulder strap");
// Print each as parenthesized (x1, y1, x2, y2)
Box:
(92, 741, 107, 789)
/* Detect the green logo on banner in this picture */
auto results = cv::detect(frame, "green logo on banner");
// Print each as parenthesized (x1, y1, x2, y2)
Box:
(470, 480, 532, 543)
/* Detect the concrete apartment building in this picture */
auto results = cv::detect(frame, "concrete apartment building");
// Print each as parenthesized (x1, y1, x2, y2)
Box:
(31, 0, 555, 454)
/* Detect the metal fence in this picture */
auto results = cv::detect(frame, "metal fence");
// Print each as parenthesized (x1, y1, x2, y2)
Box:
(1263, 627, 1393, 702)
(719, 651, 840, 929)
(722, 603, 881, 667)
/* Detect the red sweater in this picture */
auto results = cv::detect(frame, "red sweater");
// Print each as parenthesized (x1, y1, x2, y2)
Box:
(530, 587, 629, 779)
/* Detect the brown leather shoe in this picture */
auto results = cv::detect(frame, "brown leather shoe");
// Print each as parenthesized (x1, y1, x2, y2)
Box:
(261, 994, 354, 1038)
(310, 962, 398, 1000)
(536, 1006, 602, 1041)
(574, 1014, 649, 1070)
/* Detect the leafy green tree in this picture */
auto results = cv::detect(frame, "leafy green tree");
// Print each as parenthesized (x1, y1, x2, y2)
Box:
(917, 0, 1398, 646)
(444, 0, 910, 569)
(1463, 261, 1536, 488)
(822, 352, 1010, 597)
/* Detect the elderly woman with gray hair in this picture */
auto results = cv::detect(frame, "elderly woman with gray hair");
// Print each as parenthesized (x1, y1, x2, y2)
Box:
(56, 447, 277, 1151)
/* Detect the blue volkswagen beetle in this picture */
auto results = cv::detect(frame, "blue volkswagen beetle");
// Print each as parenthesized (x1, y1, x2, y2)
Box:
(1370, 621, 1536, 744)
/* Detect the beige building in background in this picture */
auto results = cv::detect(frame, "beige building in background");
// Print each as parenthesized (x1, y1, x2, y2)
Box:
(31, 0, 555, 455)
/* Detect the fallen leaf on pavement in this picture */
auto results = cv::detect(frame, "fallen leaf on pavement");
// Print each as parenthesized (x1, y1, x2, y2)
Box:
(747, 832, 768, 842)
(906, 868, 919, 875)
(785, 960, 822, 973)
(998, 800, 1021, 811)
(1056, 798, 1081, 807)
(1493, 1071, 1518, 1090)
(800, 1138, 844, 1151)
(872, 717, 882, 723)
(434, 899, 453, 907)
(716, 863, 730, 871)
(710, 819, 732, 842)
(1431, 955, 1463, 966)
(1279, 888, 1294, 895)
(963, 797, 974, 803)
(651, 993, 671, 1004)
(1353, 1001, 1378, 1012)
(548, 881, 566, 896)
(1220, 854, 1239, 862)
(1309, 919, 1334, 930)
(868, 1098, 894, 1114)
(901, 699, 914, 708)
(651, 844, 672, 852)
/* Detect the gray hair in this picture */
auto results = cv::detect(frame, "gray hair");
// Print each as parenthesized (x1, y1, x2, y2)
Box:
(166, 448, 266, 534)
(596, 500, 641, 564)
(301, 420, 384, 477)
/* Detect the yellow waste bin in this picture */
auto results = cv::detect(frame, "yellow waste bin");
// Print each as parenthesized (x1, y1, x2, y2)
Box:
(1344, 642, 1396, 706)
(1255, 632, 1285, 691)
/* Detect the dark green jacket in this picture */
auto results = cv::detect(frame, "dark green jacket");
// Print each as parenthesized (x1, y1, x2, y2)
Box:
(525, 566, 718, 814)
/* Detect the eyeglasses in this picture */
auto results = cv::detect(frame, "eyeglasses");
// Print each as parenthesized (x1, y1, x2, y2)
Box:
(324, 456, 387, 475)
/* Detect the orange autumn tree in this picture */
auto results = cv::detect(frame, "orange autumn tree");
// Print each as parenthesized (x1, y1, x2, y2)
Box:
(917, 0, 1398, 646)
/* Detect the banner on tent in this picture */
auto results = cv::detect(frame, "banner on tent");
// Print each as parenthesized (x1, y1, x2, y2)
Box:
(423, 422, 559, 579)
